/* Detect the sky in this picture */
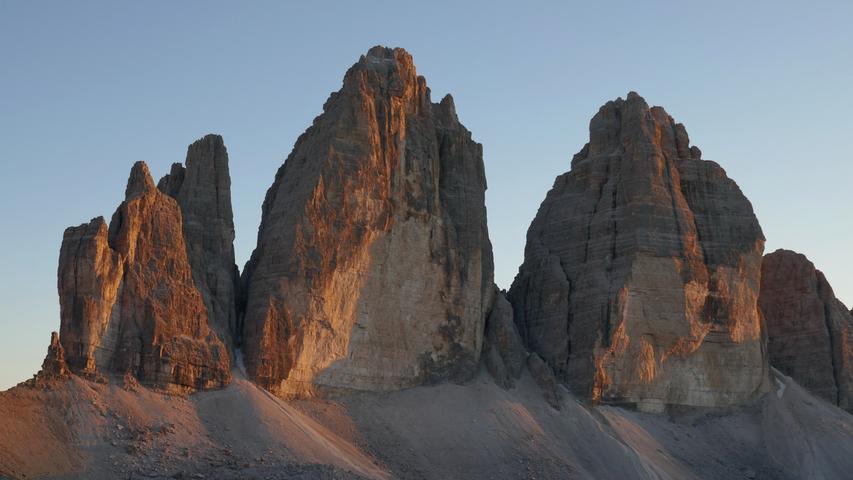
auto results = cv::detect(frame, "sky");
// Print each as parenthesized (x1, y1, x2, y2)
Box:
(1, 0, 851, 390)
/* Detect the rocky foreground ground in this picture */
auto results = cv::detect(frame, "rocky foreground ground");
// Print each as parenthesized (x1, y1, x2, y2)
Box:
(2, 365, 853, 480)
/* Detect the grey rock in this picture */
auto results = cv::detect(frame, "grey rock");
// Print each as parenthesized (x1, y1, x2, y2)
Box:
(483, 290, 527, 388)
(508, 92, 768, 411)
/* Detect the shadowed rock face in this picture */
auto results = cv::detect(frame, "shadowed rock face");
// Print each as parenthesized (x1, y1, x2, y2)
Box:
(760, 249, 853, 411)
(241, 46, 494, 397)
(508, 92, 768, 411)
(58, 161, 231, 391)
(158, 134, 239, 351)
(483, 290, 527, 389)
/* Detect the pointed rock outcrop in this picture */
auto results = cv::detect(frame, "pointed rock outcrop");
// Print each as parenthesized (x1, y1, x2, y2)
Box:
(58, 160, 231, 391)
(759, 249, 853, 411)
(241, 46, 494, 396)
(158, 134, 239, 350)
(40, 332, 69, 378)
(483, 290, 527, 389)
(508, 92, 768, 411)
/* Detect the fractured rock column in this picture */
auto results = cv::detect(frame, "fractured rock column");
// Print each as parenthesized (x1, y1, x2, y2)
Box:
(158, 134, 239, 350)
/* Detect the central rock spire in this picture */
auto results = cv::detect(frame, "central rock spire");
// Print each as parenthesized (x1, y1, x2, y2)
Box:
(240, 46, 495, 397)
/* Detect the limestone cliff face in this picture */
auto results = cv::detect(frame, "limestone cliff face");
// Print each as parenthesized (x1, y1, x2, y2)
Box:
(508, 92, 768, 411)
(241, 46, 494, 396)
(158, 134, 239, 350)
(760, 249, 853, 411)
(58, 161, 231, 391)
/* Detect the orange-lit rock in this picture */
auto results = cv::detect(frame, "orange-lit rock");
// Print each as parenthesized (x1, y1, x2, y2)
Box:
(759, 249, 853, 411)
(58, 161, 230, 391)
(508, 92, 768, 411)
(158, 134, 240, 352)
(241, 47, 494, 396)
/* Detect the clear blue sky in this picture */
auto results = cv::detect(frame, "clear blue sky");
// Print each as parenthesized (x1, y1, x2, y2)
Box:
(1, 1, 851, 389)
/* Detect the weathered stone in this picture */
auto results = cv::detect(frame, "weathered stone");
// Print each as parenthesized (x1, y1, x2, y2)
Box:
(158, 134, 239, 350)
(527, 353, 563, 409)
(759, 249, 853, 411)
(241, 46, 494, 397)
(58, 161, 231, 391)
(38, 332, 69, 381)
(508, 92, 768, 411)
(483, 290, 527, 388)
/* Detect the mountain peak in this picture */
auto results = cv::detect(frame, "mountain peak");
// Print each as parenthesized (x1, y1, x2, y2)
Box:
(125, 161, 156, 199)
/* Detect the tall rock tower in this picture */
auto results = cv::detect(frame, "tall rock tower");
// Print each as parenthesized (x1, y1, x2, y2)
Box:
(759, 249, 853, 411)
(508, 92, 768, 411)
(241, 47, 494, 397)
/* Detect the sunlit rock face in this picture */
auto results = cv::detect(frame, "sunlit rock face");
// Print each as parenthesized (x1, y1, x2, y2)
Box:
(241, 46, 494, 397)
(760, 249, 853, 411)
(58, 161, 231, 392)
(158, 134, 240, 352)
(508, 92, 768, 411)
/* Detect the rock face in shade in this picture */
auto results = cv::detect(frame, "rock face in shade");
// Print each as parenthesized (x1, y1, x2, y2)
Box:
(483, 290, 527, 389)
(759, 249, 853, 411)
(508, 92, 768, 411)
(241, 46, 494, 397)
(157, 134, 240, 349)
(58, 161, 231, 391)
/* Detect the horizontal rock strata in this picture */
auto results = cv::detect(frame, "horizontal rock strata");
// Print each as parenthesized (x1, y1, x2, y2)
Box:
(508, 92, 768, 411)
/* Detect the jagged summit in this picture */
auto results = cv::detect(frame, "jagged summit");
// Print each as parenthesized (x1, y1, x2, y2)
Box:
(124, 160, 156, 199)
(578, 91, 702, 168)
